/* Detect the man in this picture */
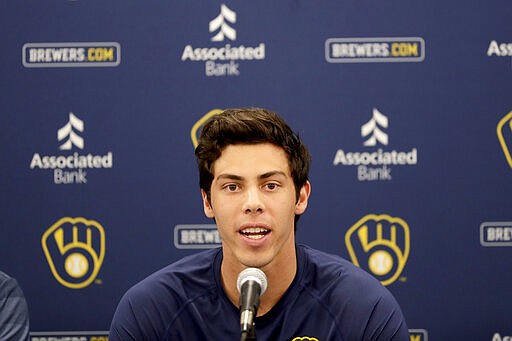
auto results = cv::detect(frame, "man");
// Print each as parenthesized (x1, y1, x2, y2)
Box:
(109, 108, 409, 340)
(0, 271, 30, 341)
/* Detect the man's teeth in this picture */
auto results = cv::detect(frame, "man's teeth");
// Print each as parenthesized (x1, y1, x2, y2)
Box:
(242, 227, 268, 233)
(240, 227, 269, 239)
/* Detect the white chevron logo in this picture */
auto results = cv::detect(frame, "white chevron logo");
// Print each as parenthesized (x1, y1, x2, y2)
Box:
(58, 112, 84, 150)
(361, 108, 389, 146)
(209, 4, 236, 42)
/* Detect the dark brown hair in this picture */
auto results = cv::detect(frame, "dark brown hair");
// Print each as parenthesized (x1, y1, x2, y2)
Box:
(195, 108, 311, 202)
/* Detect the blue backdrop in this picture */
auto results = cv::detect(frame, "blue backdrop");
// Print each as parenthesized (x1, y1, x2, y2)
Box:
(1, 1, 511, 340)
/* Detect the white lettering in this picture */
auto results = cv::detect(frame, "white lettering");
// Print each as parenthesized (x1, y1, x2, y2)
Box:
(181, 44, 265, 61)
(487, 40, 512, 57)
(333, 148, 417, 166)
(30, 153, 43, 168)
(180, 229, 221, 244)
(332, 43, 390, 58)
(54, 169, 87, 184)
(27, 48, 87, 63)
(357, 165, 392, 181)
(487, 227, 512, 241)
(30, 152, 113, 169)
(205, 60, 240, 76)
(488, 41, 500, 56)
(32, 337, 87, 341)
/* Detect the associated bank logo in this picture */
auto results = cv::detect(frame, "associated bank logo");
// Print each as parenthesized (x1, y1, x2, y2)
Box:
(181, 4, 266, 77)
(333, 108, 418, 181)
(480, 222, 512, 247)
(362, 108, 388, 146)
(58, 112, 84, 150)
(174, 224, 221, 249)
(345, 214, 410, 286)
(23, 42, 120, 68)
(497, 111, 512, 169)
(210, 4, 236, 42)
(42, 217, 106, 289)
(29, 112, 113, 184)
(191, 109, 223, 147)
(325, 37, 425, 63)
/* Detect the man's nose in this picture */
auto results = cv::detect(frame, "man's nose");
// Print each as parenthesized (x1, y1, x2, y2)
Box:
(242, 187, 264, 213)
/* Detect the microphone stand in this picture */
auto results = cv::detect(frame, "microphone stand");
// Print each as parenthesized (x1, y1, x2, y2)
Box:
(239, 304, 257, 341)
(241, 328, 256, 341)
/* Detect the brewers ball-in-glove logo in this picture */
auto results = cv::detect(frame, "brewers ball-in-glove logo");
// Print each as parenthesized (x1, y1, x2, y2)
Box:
(42, 217, 105, 289)
(345, 214, 410, 286)
(497, 111, 512, 169)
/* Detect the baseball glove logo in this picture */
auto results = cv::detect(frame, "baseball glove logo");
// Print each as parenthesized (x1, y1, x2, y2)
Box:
(345, 214, 410, 286)
(42, 217, 105, 289)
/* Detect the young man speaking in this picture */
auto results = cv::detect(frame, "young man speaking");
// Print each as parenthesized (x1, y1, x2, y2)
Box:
(109, 108, 409, 340)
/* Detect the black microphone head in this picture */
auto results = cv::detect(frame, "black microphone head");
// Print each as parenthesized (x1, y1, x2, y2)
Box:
(236, 268, 268, 295)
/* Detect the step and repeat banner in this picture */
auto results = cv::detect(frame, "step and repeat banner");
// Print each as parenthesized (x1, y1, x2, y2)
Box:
(1, 1, 511, 340)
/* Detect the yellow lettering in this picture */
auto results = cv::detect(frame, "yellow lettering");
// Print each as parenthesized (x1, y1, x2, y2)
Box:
(88, 48, 114, 61)
(391, 43, 418, 57)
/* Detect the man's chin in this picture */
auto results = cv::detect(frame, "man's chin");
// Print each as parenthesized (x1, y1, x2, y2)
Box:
(238, 254, 272, 270)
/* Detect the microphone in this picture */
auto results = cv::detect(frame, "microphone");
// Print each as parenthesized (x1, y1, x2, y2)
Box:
(236, 268, 268, 341)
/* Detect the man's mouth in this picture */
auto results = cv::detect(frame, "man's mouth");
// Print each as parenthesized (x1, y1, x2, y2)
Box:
(239, 226, 270, 240)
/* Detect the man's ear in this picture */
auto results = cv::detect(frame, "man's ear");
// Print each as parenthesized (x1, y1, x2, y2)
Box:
(201, 189, 215, 218)
(295, 180, 311, 215)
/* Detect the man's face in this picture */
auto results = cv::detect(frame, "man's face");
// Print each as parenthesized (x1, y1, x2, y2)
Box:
(202, 143, 310, 272)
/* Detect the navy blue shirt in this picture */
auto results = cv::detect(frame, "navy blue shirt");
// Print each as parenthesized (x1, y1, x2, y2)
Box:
(109, 245, 409, 340)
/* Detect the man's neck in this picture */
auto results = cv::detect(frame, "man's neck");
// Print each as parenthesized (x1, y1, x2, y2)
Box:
(220, 248, 297, 316)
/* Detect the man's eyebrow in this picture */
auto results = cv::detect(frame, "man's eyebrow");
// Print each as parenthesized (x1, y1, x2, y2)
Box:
(216, 174, 244, 181)
(215, 171, 287, 181)
(258, 171, 287, 180)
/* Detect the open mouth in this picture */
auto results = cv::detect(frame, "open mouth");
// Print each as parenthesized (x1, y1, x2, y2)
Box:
(239, 226, 270, 240)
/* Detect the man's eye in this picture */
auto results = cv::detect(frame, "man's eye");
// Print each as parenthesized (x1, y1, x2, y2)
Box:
(226, 184, 238, 191)
(265, 183, 278, 190)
